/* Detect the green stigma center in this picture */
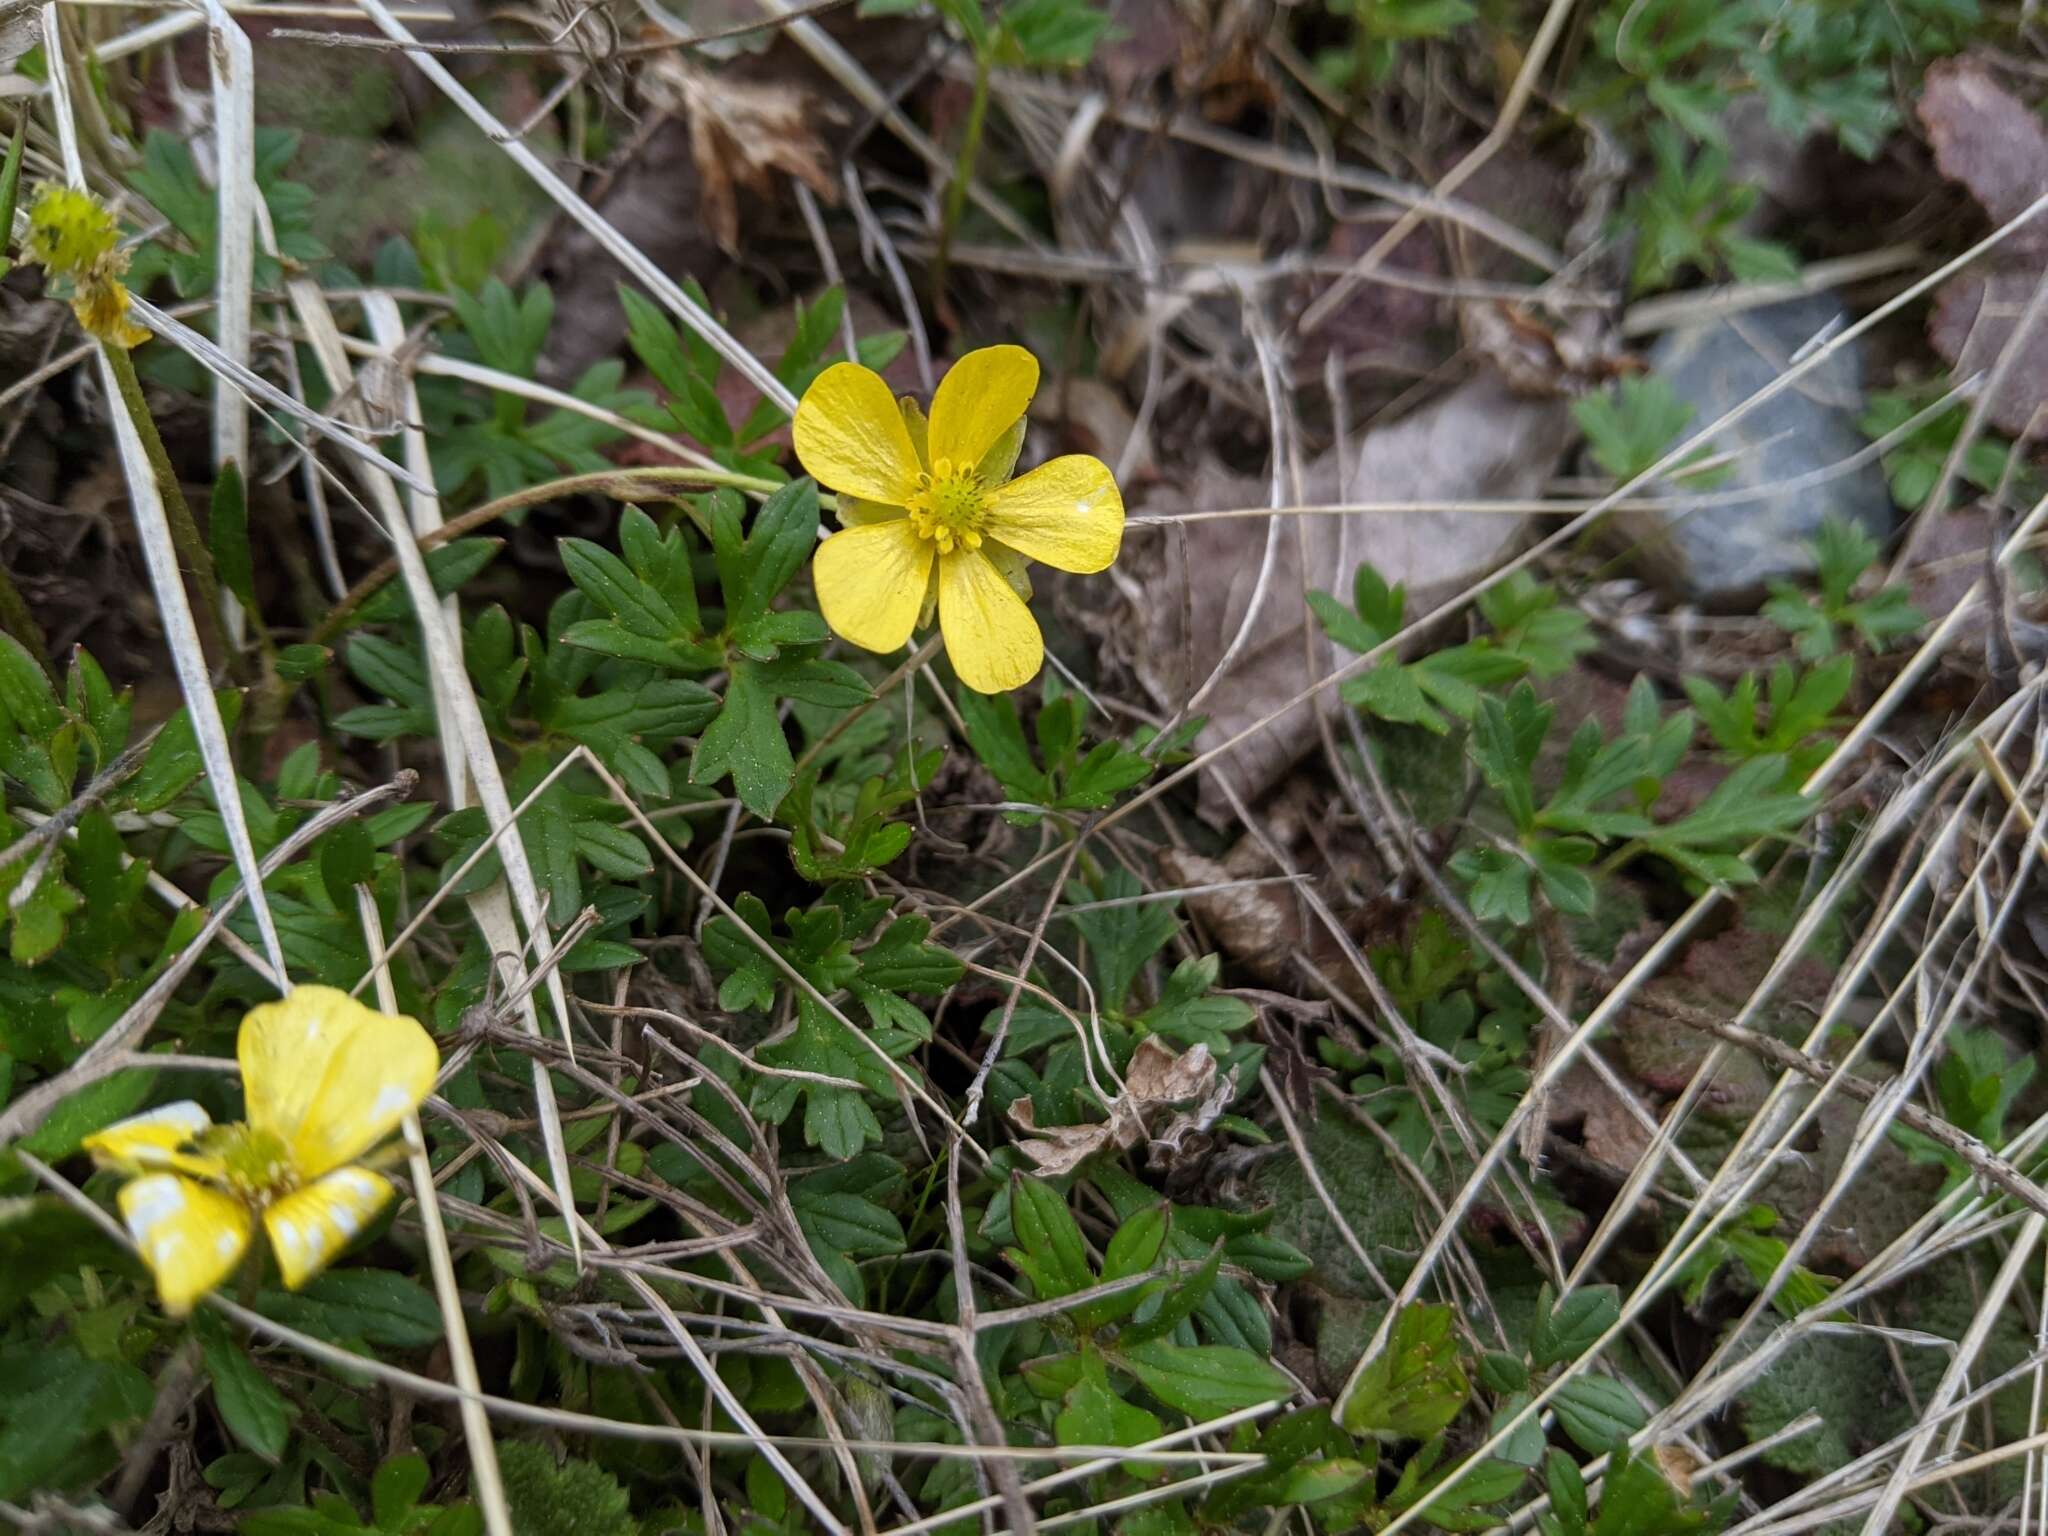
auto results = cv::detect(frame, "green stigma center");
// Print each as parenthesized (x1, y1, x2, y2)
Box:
(906, 459, 992, 554)
(202, 1123, 297, 1203)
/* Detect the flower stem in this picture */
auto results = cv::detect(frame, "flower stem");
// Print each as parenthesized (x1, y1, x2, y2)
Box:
(306, 464, 788, 646)
(789, 632, 946, 786)
(101, 340, 232, 665)
(931, 46, 992, 315)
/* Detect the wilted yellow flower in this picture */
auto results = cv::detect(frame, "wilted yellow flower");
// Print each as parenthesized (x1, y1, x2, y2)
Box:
(24, 184, 121, 276)
(23, 182, 148, 348)
(84, 986, 439, 1315)
(794, 345, 1124, 693)
(70, 271, 150, 349)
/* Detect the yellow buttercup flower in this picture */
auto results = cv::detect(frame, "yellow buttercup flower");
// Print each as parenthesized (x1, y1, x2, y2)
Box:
(794, 345, 1124, 693)
(84, 986, 439, 1316)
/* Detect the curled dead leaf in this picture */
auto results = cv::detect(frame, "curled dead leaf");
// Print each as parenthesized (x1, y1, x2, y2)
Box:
(1010, 1038, 1229, 1175)
(1460, 301, 1638, 398)
(1653, 1443, 1702, 1497)
(643, 57, 839, 256)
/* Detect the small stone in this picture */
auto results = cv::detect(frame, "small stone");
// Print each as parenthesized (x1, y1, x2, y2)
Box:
(1618, 293, 1897, 604)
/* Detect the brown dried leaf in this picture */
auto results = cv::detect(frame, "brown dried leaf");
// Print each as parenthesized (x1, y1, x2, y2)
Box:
(647, 59, 839, 256)
(1653, 1444, 1702, 1497)
(1010, 1098, 1134, 1176)
(1545, 1058, 1653, 1174)
(1157, 848, 1304, 984)
(1928, 268, 2048, 438)
(1009, 1039, 1224, 1174)
(1123, 1034, 1218, 1103)
(1148, 1069, 1233, 1166)
(1916, 59, 2048, 436)
(1918, 58, 2048, 246)
(1460, 302, 1638, 398)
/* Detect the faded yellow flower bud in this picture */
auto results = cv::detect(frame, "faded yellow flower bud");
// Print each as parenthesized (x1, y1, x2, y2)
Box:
(25, 183, 121, 277)
(22, 182, 148, 348)
(72, 272, 150, 349)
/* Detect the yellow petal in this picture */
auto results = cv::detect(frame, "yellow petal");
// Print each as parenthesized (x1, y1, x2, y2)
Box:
(118, 1173, 252, 1317)
(814, 520, 934, 655)
(928, 345, 1039, 470)
(984, 455, 1125, 573)
(264, 1166, 394, 1290)
(85, 1100, 223, 1180)
(792, 362, 923, 505)
(239, 986, 439, 1182)
(940, 549, 1043, 693)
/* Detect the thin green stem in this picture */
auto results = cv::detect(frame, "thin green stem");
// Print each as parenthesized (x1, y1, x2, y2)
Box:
(0, 110, 26, 257)
(789, 632, 946, 786)
(932, 47, 992, 312)
(307, 465, 787, 646)
(102, 341, 232, 667)
(1597, 839, 1644, 877)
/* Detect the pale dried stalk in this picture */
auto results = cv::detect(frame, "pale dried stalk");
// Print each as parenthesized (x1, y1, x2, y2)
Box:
(201, 0, 254, 645)
(38, 6, 288, 986)
(285, 277, 585, 1269)
(354, 891, 513, 1536)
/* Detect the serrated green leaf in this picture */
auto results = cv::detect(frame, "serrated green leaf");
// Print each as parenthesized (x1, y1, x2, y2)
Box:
(372, 1453, 431, 1525)
(1010, 1175, 1093, 1299)
(953, 686, 1049, 802)
(1531, 1283, 1620, 1369)
(691, 664, 794, 818)
(257, 1269, 443, 1349)
(1341, 1303, 1470, 1440)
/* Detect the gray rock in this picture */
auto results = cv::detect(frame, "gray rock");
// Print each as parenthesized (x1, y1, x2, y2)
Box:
(1617, 293, 1897, 604)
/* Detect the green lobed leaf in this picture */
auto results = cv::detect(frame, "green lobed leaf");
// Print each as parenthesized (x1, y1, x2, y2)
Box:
(1340, 1302, 1470, 1440)
(691, 664, 794, 819)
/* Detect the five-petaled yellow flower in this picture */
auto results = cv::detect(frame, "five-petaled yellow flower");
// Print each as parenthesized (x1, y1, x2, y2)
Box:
(84, 986, 438, 1316)
(794, 345, 1124, 693)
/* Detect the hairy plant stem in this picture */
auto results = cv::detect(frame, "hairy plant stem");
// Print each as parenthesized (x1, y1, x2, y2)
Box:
(307, 465, 785, 647)
(102, 340, 233, 670)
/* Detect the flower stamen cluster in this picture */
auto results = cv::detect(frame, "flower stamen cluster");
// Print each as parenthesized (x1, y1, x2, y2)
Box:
(906, 459, 992, 554)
